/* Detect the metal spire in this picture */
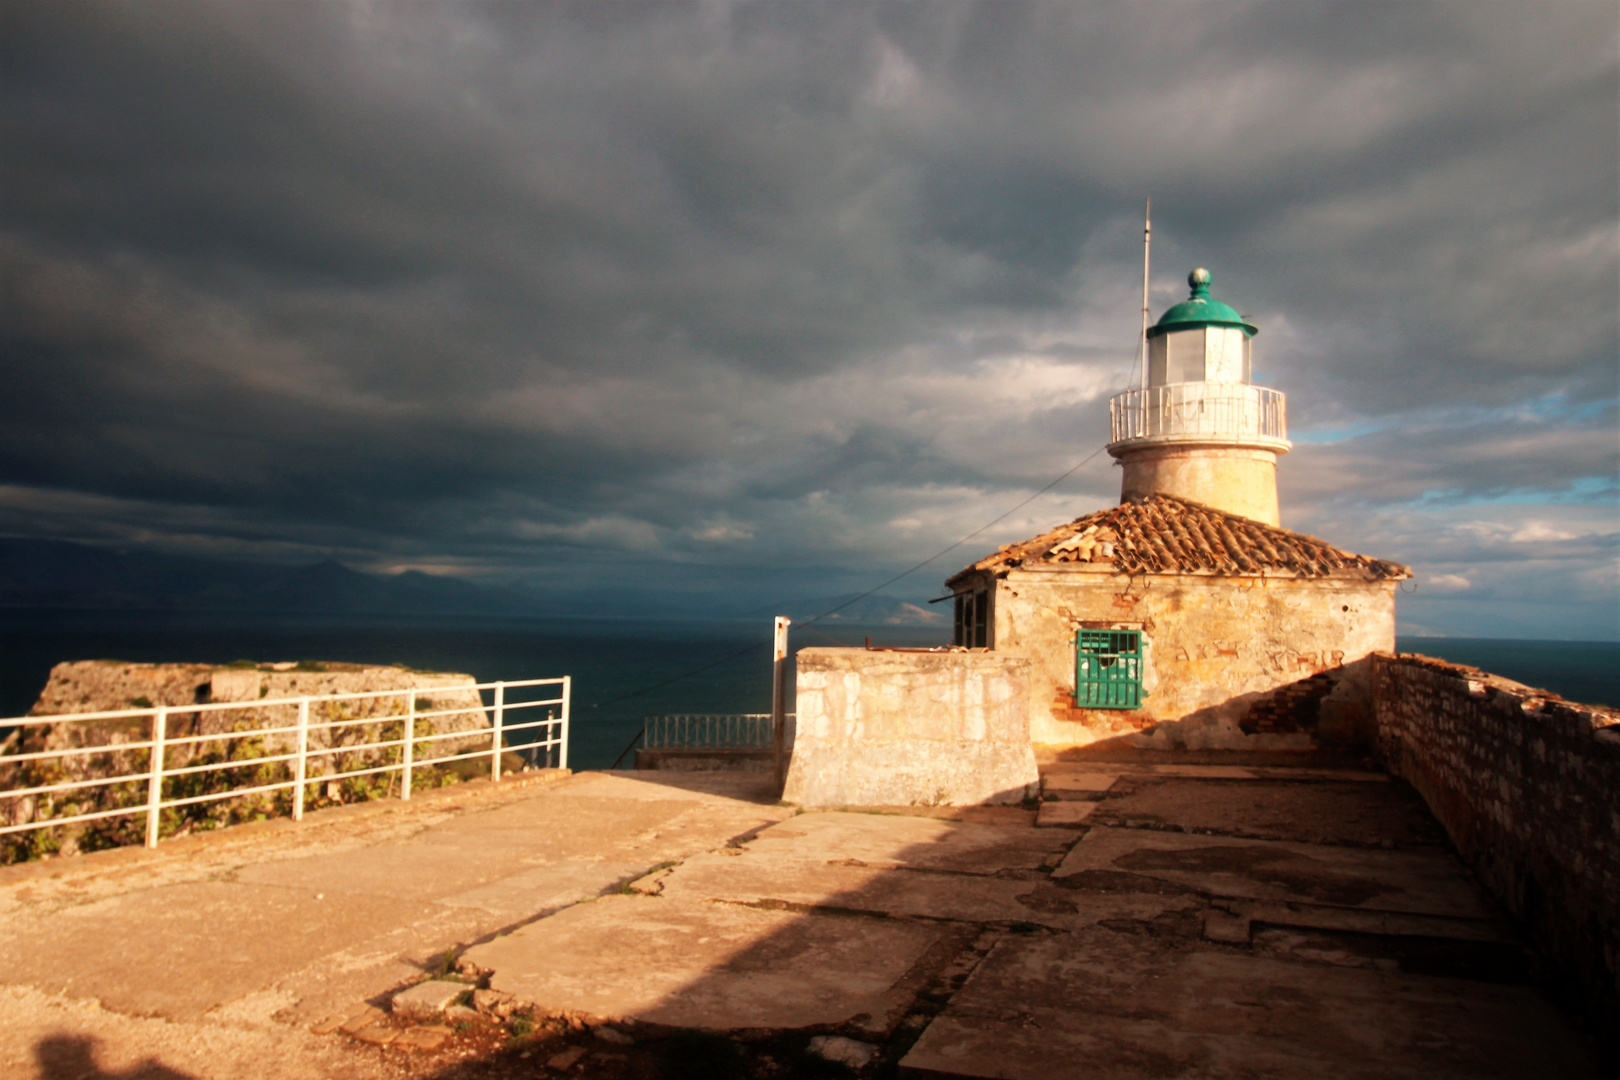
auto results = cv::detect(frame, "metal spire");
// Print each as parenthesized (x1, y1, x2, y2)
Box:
(1140, 197, 1152, 395)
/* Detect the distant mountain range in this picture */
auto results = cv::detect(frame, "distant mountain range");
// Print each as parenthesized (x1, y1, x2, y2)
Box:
(0, 538, 535, 615)
(0, 538, 955, 623)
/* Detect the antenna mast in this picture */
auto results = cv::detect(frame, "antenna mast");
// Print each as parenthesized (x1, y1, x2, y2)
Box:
(1140, 197, 1151, 394)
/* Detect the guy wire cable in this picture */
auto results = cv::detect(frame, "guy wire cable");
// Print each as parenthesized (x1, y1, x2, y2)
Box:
(589, 322, 1148, 715)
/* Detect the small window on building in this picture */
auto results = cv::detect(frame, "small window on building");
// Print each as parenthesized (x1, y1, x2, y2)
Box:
(1074, 629, 1142, 709)
(954, 588, 991, 649)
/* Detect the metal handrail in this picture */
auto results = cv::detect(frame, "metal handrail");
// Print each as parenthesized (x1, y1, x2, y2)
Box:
(1108, 383, 1288, 445)
(0, 676, 570, 852)
(642, 713, 795, 750)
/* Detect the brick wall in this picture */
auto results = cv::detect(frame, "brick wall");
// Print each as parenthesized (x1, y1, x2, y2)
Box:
(1372, 652, 1620, 1045)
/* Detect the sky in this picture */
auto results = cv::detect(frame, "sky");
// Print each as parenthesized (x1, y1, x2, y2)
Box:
(1, 1, 1616, 638)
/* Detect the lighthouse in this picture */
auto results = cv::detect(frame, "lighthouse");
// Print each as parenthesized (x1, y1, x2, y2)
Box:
(1106, 268, 1290, 525)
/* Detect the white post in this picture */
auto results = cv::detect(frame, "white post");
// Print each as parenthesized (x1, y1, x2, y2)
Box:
(293, 698, 310, 821)
(558, 677, 571, 771)
(401, 691, 415, 801)
(491, 681, 505, 782)
(145, 706, 167, 849)
(772, 616, 791, 792)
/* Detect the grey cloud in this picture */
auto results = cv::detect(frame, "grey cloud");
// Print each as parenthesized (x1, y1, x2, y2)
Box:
(0, 1, 1614, 629)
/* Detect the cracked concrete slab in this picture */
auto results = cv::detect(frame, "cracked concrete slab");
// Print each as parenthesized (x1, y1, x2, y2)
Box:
(900, 930, 1594, 1080)
(1055, 826, 1491, 917)
(745, 811, 1069, 875)
(465, 893, 946, 1034)
(1041, 771, 1120, 796)
(1042, 763, 1389, 782)
(652, 847, 1194, 929)
(0, 880, 440, 1020)
(1086, 777, 1447, 847)
(438, 859, 650, 917)
(1036, 801, 1097, 826)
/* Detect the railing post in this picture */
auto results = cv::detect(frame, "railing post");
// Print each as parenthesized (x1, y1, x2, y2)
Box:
(401, 691, 415, 801)
(293, 697, 309, 821)
(145, 706, 167, 849)
(491, 681, 505, 782)
(772, 616, 791, 793)
(559, 677, 570, 770)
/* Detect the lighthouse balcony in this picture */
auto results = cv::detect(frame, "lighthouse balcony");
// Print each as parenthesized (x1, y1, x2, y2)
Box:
(1107, 383, 1290, 451)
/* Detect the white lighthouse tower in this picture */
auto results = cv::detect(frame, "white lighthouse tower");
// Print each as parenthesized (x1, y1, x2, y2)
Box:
(1106, 268, 1291, 525)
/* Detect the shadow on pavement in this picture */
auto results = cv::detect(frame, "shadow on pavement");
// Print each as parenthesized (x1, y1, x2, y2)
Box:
(35, 1036, 198, 1080)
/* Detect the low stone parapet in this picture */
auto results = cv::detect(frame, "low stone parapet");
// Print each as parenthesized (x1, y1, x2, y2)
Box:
(1372, 652, 1620, 1046)
(782, 648, 1037, 807)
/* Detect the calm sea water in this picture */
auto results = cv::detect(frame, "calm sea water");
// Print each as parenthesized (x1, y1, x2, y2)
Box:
(0, 611, 1611, 770)
(1393, 637, 1619, 712)
(0, 610, 946, 770)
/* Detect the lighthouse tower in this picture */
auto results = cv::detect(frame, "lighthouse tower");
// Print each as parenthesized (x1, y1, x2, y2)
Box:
(1106, 268, 1291, 525)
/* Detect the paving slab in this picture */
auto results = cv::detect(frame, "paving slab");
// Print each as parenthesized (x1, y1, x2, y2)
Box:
(1055, 826, 1491, 917)
(1035, 801, 1097, 827)
(653, 847, 1196, 929)
(390, 979, 467, 1019)
(1086, 778, 1449, 848)
(1233, 900, 1515, 943)
(0, 879, 439, 1020)
(900, 930, 1598, 1079)
(747, 811, 1068, 874)
(1041, 771, 1120, 796)
(1042, 763, 1389, 782)
(465, 893, 946, 1034)
(437, 859, 650, 917)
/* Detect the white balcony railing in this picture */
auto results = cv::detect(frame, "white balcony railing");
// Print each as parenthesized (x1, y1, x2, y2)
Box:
(1109, 383, 1289, 447)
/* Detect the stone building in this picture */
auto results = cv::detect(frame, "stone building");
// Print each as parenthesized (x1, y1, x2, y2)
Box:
(786, 268, 1411, 805)
(945, 493, 1407, 753)
(946, 269, 1409, 753)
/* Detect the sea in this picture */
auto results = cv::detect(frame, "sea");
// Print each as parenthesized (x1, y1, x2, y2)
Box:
(1, 609, 1614, 770)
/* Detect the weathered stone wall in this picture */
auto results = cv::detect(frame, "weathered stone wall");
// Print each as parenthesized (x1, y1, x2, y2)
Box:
(1372, 652, 1620, 1042)
(783, 648, 1037, 807)
(23, 660, 491, 764)
(993, 566, 1395, 752)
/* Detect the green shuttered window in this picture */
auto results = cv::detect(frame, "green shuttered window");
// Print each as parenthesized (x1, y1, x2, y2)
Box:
(1074, 629, 1142, 709)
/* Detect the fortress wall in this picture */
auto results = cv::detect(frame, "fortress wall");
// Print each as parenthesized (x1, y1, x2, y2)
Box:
(1372, 652, 1620, 1043)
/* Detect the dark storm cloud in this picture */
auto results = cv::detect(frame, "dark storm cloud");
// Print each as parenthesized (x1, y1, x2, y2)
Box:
(0, 1, 1614, 630)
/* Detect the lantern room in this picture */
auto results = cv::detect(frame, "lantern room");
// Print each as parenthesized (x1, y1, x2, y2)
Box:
(1146, 268, 1257, 385)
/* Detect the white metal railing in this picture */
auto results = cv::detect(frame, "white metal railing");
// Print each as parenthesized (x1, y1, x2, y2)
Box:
(643, 713, 793, 751)
(1108, 383, 1288, 446)
(0, 676, 568, 853)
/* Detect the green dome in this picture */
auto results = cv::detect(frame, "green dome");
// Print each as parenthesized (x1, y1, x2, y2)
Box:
(1147, 268, 1258, 339)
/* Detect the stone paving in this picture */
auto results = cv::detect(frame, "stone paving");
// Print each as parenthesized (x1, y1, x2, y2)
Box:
(0, 761, 1603, 1078)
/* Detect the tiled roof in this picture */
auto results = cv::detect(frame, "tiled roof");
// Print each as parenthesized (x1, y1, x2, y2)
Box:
(948, 494, 1409, 583)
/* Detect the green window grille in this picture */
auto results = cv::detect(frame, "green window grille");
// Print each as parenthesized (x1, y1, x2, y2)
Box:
(1074, 629, 1143, 709)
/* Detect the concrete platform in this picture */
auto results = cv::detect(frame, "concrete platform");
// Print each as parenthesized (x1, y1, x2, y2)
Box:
(0, 761, 1599, 1078)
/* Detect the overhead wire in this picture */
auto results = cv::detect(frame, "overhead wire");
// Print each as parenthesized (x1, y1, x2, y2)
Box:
(591, 317, 1150, 718)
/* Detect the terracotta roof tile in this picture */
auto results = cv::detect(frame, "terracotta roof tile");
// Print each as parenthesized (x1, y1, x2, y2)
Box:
(948, 494, 1409, 583)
